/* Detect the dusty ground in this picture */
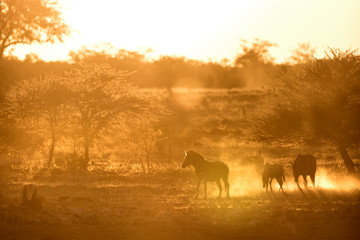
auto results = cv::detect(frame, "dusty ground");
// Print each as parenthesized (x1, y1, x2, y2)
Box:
(1, 169, 360, 240)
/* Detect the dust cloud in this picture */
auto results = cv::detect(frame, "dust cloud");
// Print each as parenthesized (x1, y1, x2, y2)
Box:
(315, 168, 360, 190)
(203, 160, 360, 198)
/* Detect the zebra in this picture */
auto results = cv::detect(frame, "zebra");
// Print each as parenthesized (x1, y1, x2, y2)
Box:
(291, 154, 317, 190)
(262, 163, 285, 192)
(181, 150, 230, 199)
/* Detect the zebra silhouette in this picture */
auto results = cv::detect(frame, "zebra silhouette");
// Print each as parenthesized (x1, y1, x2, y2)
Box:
(262, 163, 285, 192)
(182, 150, 230, 199)
(292, 154, 317, 190)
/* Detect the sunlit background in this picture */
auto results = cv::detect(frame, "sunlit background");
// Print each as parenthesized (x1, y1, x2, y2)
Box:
(2, 0, 360, 239)
(8, 0, 360, 63)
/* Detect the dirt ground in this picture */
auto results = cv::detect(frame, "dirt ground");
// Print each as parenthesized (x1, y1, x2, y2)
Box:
(1, 169, 360, 240)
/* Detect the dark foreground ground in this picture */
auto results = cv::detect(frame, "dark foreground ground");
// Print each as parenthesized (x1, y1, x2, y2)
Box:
(0, 170, 360, 240)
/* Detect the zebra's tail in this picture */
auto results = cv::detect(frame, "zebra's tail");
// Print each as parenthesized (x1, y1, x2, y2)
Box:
(282, 173, 286, 182)
(223, 166, 229, 182)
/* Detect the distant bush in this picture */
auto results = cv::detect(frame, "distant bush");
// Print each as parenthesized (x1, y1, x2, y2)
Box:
(54, 151, 83, 173)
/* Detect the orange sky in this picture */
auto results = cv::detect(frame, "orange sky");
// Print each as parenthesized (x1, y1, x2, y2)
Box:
(8, 0, 360, 63)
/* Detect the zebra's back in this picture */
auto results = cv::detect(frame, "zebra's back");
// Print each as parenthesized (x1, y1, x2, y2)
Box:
(294, 154, 316, 176)
(197, 161, 229, 181)
(263, 164, 284, 179)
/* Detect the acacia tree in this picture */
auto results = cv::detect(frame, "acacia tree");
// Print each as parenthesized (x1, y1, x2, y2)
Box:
(0, 0, 69, 60)
(7, 74, 70, 167)
(65, 64, 154, 170)
(252, 48, 360, 173)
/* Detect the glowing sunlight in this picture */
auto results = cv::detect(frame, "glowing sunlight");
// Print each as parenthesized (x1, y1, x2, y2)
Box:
(1, 0, 360, 239)
(8, 0, 360, 63)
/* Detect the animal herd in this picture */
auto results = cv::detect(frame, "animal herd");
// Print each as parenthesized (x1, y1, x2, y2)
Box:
(182, 150, 317, 198)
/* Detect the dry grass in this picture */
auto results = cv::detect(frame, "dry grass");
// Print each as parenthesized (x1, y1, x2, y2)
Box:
(1, 161, 360, 240)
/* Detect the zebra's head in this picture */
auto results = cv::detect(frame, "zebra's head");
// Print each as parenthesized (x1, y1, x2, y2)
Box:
(182, 150, 205, 169)
(182, 151, 192, 168)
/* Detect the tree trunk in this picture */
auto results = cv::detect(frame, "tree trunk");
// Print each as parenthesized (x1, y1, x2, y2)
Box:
(82, 139, 90, 171)
(338, 145, 355, 174)
(0, 47, 4, 61)
(48, 140, 55, 168)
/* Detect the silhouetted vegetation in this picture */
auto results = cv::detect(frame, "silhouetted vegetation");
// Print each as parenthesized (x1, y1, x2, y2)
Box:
(4, 64, 160, 172)
(7, 73, 70, 167)
(1, 1, 360, 239)
(70, 48, 246, 89)
(234, 39, 277, 88)
(0, 0, 69, 60)
(64, 64, 158, 170)
(1, 46, 359, 175)
(252, 49, 360, 173)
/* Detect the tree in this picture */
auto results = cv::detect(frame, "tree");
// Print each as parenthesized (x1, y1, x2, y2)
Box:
(65, 64, 155, 170)
(234, 39, 277, 88)
(235, 39, 276, 67)
(151, 56, 188, 92)
(0, 0, 69, 60)
(6, 73, 70, 167)
(69, 47, 146, 72)
(122, 121, 162, 174)
(252, 48, 360, 173)
(288, 43, 317, 64)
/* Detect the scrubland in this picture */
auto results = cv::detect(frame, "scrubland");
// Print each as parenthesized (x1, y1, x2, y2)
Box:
(1, 157, 360, 240)
(1, 88, 359, 240)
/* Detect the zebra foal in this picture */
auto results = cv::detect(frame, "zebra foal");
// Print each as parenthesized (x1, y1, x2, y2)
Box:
(262, 163, 285, 192)
(182, 150, 230, 199)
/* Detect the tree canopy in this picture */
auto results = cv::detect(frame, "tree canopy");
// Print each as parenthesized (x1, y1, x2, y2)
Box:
(7, 74, 71, 166)
(64, 64, 157, 170)
(0, 0, 69, 59)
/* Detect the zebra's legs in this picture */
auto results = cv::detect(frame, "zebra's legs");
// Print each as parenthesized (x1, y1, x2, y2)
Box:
(303, 176, 308, 189)
(225, 181, 230, 198)
(216, 180, 222, 198)
(276, 177, 284, 192)
(295, 177, 302, 191)
(296, 181, 302, 190)
(204, 180, 208, 199)
(195, 178, 201, 199)
(269, 178, 273, 192)
(310, 174, 315, 188)
(221, 177, 230, 198)
(265, 181, 269, 192)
